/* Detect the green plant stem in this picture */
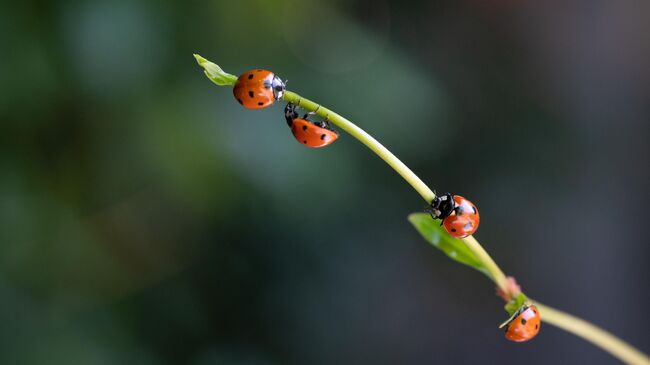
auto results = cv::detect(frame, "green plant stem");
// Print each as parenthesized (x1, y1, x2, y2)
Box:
(282, 90, 649, 365)
(283, 91, 509, 293)
(194, 55, 649, 365)
(461, 235, 508, 291)
(283, 91, 436, 203)
(534, 302, 650, 365)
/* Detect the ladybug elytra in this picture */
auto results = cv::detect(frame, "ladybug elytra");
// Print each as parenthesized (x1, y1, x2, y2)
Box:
(503, 304, 541, 342)
(233, 69, 285, 109)
(284, 103, 339, 148)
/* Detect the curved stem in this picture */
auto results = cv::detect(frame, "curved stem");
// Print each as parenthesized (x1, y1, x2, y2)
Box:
(534, 302, 650, 365)
(282, 90, 649, 365)
(461, 235, 508, 292)
(194, 55, 650, 365)
(283, 91, 436, 203)
(282, 91, 510, 294)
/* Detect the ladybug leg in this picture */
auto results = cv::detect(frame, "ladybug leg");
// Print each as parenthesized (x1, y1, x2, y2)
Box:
(425, 203, 442, 222)
(305, 105, 321, 119)
(322, 118, 337, 131)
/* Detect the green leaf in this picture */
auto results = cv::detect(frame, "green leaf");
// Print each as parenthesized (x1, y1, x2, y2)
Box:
(193, 54, 238, 86)
(504, 292, 528, 317)
(408, 213, 489, 277)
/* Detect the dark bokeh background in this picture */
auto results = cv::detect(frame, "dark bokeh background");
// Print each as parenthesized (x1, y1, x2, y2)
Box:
(1, 0, 649, 364)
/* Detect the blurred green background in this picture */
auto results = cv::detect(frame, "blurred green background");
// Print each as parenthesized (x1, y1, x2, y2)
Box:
(1, 0, 648, 364)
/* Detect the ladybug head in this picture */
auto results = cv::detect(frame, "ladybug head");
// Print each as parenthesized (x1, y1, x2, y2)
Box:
(271, 75, 286, 100)
(284, 103, 299, 126)
(428, 192, 456, 220)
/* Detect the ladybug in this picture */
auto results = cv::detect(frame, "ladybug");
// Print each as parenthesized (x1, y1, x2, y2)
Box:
(233, 69, 285, 109)
(428, 193, 480, 238)
(503, 304, 541, 342)
(285, 103, 339, 148)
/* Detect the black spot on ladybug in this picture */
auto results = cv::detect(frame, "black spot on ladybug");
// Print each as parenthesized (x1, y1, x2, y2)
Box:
(237, 98, 243, 105)
(303, 140, 307, 144)
(302, 125, 308, 131)
(257, 102, 264, 106)
(472, 206, 477, 214)
(321, 134, 326, 140)
(247, 74, 254, 79)
(521, 318, 527, 325)
(451, 228, 457, 232)
(249, 91, 254, 98)
(535, 324, 538, 329)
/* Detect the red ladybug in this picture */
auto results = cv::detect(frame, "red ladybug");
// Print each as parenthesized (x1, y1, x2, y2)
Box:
(503, 304, 541, 342)
(428, 193, 480, 238)
(233, 69, 285, 109)
(285, 103, 338, 148)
